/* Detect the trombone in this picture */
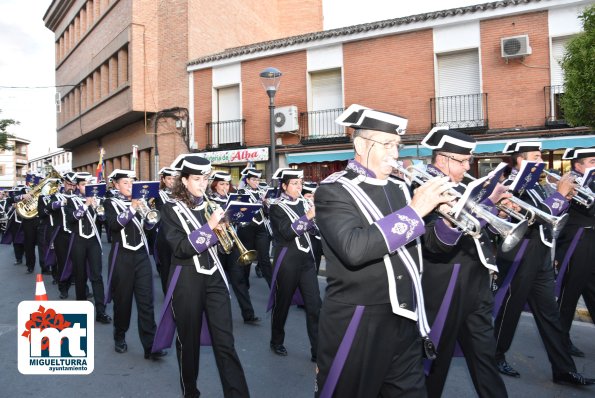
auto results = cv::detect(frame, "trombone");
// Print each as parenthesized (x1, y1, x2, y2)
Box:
(464, 173, 568, 239)
(202, 191, 257, 266)
(390, 162, 527, 252)
(543, 170, 594, 208)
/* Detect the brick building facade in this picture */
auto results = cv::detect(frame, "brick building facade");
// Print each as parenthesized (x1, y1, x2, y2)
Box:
(43, 0, 323, 178)
(188, 0, 595, 182)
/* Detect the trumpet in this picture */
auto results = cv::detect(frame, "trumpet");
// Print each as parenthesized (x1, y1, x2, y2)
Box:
(91, 197, 105, 217)
(202, 191, 257, 266)
(391, 162, 527, 252)
(136, 197, 160, 224)
(464, 173, 568, 239)
(543, 170, 594, 208)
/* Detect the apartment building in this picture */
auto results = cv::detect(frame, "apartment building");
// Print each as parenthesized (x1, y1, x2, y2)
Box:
(0, 137, 30, 189)
(28, 148, 72, 175)
(187, 0, 595, 181)
(43, 0, 323, 179)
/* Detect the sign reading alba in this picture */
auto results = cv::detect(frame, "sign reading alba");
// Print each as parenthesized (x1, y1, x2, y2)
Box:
(197, 147, 269, 164)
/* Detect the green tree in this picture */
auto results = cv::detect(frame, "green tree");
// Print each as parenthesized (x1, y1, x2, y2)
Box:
(0, 109, 19, 151)
(561, 5, 595, 127)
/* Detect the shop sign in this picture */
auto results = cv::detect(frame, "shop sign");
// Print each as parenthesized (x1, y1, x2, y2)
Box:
(197, 147, 269, 164)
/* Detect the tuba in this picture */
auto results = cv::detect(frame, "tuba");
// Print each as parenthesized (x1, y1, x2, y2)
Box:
(392, 162, 527, 252)
(203, 192, 257, 266)
(16, 166, 62, 219)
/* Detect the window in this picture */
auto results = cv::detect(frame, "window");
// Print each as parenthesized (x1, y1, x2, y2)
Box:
(308, 69, 343, 138)
(213, 85, 241, 146)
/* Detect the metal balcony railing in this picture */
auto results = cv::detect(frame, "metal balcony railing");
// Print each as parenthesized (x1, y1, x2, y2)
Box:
(298, 108, 349, 144)
(430, 93, 488, 130)
(544, 85, 567, 127)
(206, 119, 246, 149)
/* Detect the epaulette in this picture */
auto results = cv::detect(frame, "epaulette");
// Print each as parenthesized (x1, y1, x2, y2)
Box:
(321, 171, 347, 184)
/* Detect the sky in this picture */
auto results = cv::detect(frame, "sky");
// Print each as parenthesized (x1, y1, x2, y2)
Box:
(0, 0, 480, 159)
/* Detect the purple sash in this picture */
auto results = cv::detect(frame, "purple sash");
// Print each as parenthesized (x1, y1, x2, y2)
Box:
(319, 305, 365, 398)
(267, 247, 288, 311)
(152, 265, 212, 353)
(104, 242, 119, 305)
(59, 234, 76, 281)
(555, 228, 584, 298)
(493, 239, 529, 318)
(424, 263, 461, 375)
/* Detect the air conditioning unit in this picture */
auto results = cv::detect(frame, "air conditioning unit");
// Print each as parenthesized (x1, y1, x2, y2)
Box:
(501, 35, 532, 58)
(274, 105, 299, 133)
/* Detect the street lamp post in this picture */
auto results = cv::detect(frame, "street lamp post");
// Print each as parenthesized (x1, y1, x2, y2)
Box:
(259, 67, 282, 178)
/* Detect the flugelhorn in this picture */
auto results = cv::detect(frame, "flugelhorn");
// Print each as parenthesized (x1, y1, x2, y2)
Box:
(391, 162, 526, 252)
(137, 197, 160, 224)
(543, 170, 594, 208)
(202, 191, 257, 266)
(464, 172, 568, 239)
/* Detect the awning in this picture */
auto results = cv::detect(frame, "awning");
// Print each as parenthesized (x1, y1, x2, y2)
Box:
(286, 150, 354, 164)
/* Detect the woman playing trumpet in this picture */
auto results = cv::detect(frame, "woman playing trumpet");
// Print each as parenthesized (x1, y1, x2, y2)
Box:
(268, 168, 321, 361)
(210, 171, 261, 325)
(157, 155, 249, 398)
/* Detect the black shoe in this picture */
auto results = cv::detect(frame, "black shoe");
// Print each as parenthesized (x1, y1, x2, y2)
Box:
(244, 316, 261, 325)
(96, 313, 112, 324)
(497, 360, 520, 378)
(270, 343, 288, 356)
(41, 268, 52, 275)
(13, 260, 22, 265)
(144, 350, 167, 360)
(255, 265, 263, 278)
(26, 267, 33, 274)
(569, 343, 585, 358)
(59, 292, 68, 299)
(553, 371, 595, 386)
(114, 340, 128, 354)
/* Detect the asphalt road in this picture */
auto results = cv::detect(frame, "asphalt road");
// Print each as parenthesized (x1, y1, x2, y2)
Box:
(0, 235, 594, 397)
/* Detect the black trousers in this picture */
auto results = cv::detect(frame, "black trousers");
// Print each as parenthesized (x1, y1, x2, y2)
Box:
(423, 262, 506, 398)
(171, 266, 249, 398)
(220, 249, 255, 321)
(316, 301, 426, 398)
(558, 228, 595, 343)
(237, 223, 272, 286)
(37, 221, 53, 270)
(22, 218, 39, 270)
(71, 235, 106, 314)
(155, 227, 173, 294)
(13, 242, 24, 262)
(54, 230, 72, 294)
(270, 246, 320, 356)
(494, 236, 576, 374)
(110, 247, 156, 352)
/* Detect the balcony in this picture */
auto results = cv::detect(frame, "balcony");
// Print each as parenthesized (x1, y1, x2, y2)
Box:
(298, 108, 349, 145)
(206, 119, 246, 150)
(430, 93, 488, 131)
(544, 85, 568, 127)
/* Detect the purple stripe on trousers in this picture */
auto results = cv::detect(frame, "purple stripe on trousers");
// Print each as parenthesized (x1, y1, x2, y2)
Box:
(424, 263, 461, 375)
(44, 227, 60, 266)
(492, 239, 529, 318)
(555, 228, 584, 298)
(60, 234, 76, 281)
(103, 242, 119, 305)
(267, 246, 288, 312)
(319, 305, 365, 398)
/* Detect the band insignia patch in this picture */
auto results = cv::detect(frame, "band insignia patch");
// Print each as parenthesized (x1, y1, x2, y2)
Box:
(391, 222, 408, 235)
(397, 214, 419, 240)
(195, 231, 212, 246)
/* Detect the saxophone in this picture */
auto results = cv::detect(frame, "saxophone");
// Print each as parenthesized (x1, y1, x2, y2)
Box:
(16, 166, 62, 219)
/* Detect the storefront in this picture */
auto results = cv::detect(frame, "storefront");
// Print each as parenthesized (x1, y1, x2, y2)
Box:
(285, 150, 353, 182)
(196, 147, 269, 185)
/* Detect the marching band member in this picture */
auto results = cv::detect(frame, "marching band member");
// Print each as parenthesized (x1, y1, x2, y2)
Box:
(63, 172, 111, 324)
(268, 168, 320, 360)
(301, 182, 323, 272)
(104, 169, 165, 359)
(157, 154, 249, 398)
(210, 171, 260, 324)
(153, 167, 179, 294)
(314, 105, 453, 397)
(1, 186, 26, 266)
(237, 168, 273, 286)
(37, 181, 58, 276)
(493, 141, 594, 385)
(555, 147, 595, 358)
(418, 129, 508, 397)
(47, 173, 77, 298)
(14, 177, 39, 274)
